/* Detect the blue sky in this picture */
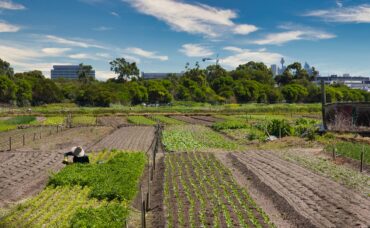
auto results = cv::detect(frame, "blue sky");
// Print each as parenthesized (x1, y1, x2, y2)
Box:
(0, 0, 370, 80)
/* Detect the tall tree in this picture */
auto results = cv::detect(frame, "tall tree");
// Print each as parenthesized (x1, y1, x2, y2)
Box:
(110, 58, 140, 82)
(78, 63, 94, 84)
(0, 59, 14, 78)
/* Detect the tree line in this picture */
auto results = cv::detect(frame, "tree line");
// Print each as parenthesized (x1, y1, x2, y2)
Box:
(0, 58, 369, 107)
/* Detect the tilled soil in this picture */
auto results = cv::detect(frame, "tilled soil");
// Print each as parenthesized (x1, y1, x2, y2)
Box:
(0, 127, 113, 208)
(0, 151, 63, 208)
(90, 126, 155, 152)
(190, 115, 222, 123)
(97, 116, 128, 128)
(169, 116, 213, 125)
(228, 151, 370, 227)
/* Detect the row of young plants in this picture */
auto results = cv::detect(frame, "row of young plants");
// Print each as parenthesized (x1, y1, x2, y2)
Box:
(150, 115, 185, 125)
(162, 125, 241, 152)
(127, 115, 157, 125)
(164, 152, 274, 228)
(213, 115, 320, 142)
(0, 116, 37, 132)
(0, 150, 146, 227)
(71, 115, 97, 126)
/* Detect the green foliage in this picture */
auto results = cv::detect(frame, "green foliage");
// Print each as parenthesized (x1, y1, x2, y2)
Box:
(43, 116, 65, 125)
(151, 115, 184, 125)
(48, 152, 146, 201)
(145, 80, 173, 104)
(212, 120, 248, 131)
(294, 118, 319, 140)
(110, 58, 140, 82)
(0, 58, 14, 77)
(163, 125, 240, 152)
(281, 84, 309, 103)
(256, 119, 293, 137)
(70, 202, 128, 228)
(127, 116, 157, 125)
(325, 142, 370, 165)
(0, 75, 17, 104)
(72, 116, 96, 125)
(2, 116, 36, 125)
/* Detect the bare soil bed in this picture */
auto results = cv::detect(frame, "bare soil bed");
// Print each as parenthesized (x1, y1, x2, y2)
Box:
(226, 151, 370, 227)
(90, 126, 155, 152)
(169, 115, 213, 125)
(190, 115, 223, 123)
(97, 116, 128, 128)
(0, 127, 112, 208)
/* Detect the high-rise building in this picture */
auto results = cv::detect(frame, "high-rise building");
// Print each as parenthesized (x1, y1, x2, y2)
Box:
(51, 65, 95, 80)
(271, 64, 278, 77)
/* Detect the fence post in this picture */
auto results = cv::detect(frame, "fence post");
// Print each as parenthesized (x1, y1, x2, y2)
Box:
(332, 147, 336, 161)
(40, 132, 42, 139)
(146, 174, 150, 212)
(360, 146, 364, 172)
(140, 185, 146, 228)
(33, 133, 36, 141)
(23, 134, 25, 146)
(9, 137, 11, 151)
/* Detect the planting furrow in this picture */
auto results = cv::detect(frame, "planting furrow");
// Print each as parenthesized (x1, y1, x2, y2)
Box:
(231, 152, 370, 227)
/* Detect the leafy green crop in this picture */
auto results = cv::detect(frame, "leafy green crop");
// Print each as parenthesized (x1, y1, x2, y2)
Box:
(70, 202, 128, 228)
(151, 115, 184, 125)
(326, 141, 370, 165)
(43, 116, 65, 125)
(127, 116, 157, 125)
(72, 115, 96, 125)
(2, 116, 36, 125)
(48, 152, 146, 201)
(163, 125, 240, 152)
(212, 120, 248, 131)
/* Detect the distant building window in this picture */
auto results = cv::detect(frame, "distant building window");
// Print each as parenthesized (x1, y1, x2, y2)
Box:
(51, 65, 95, 80)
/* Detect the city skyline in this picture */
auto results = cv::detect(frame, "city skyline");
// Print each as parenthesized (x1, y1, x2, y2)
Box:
(1, 0, 370, 80)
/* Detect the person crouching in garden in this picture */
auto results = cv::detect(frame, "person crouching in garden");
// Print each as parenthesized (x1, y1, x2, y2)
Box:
(63, 146, 90, 164)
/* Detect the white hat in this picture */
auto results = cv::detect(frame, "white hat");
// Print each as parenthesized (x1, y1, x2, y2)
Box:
(71, 146, 85, 157)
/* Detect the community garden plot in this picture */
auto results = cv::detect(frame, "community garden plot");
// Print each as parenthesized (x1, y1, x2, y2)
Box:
(90, 126, 155, 152)
(0, 127, 112, 208)
(227, 151, 370, 227)
(0, 151, 63, 208)
(164, 152, 273, 227)
(190, 115, 223, 123)
(169, 115, 214, 125)
(97, 116, 128, 128)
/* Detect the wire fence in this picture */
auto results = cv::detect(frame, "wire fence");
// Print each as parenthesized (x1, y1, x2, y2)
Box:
(0, 125, 65, 152)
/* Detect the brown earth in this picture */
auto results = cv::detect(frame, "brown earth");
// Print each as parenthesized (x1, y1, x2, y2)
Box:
(0, 126, 112, 208)
(90, 126, 155, 152)
(169, 116, 213, 125)
(226, 151, 370, 227)
(189, 115, 222, 123)
(97, 116, 128, 128)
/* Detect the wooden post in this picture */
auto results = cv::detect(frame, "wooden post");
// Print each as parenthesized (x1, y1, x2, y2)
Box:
(9, 137, 11, 151)
(140, 185, 146, 228)
(146, 175, 150, 211)
(321, 80, 327, 130)
(40, 132, 42, 139)
(33, 133, 36, 141)
(360, 146, 364, 172)
(332, 147, 336, 161)
(22, 134, 25, 146)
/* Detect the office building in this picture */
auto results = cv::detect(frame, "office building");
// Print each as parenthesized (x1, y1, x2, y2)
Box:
(141, 72, 184, 79)
(51, 65, 95, 80)
(316, 75, 370, 92)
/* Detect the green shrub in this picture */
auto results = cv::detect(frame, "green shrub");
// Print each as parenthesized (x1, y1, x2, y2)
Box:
(256, 119, 293, 137)
(70, 202, 128, 228)
(3, 116, 36, 125)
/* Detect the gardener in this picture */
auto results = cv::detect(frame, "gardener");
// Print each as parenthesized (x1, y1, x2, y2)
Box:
(63, 146, 90, 164)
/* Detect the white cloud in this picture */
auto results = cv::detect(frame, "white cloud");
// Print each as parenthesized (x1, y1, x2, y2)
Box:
(120, 54, 141, 63)
(93, 26, 113, 31)
(0, 21, 20, 32)
(0, 0, 25, 10)
(305, 4, 370, 23)
(124, 0, 258, 37)
(111, 11, 120, 17)
(336, 0, 343, 8)
(252, 25, 336, 45)
(45, 35, 106, 49)
(233, 24, 258, 35)
(180, 44, 214, 57)
(223, 46, 244, 53)
(95, 70, 117, 81)
(96, 53, 111, 58)
(125, 47, 168, 61)
(68, 53, 98, 60)
(220, 48, 283, 68)
(42, 48, 71, 55)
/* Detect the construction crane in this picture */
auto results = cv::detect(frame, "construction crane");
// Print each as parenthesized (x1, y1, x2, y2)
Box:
(202, 54, 220, 66)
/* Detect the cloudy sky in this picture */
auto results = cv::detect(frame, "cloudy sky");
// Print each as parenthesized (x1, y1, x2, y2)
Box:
(1, 0, 370, 80)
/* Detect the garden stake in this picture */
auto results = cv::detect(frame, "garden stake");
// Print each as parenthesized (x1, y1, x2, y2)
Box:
(22, 134, 25, 146)
(360, 146, 364, 172)
(332, 147, 336, 161)
(9, 137, 11, 151)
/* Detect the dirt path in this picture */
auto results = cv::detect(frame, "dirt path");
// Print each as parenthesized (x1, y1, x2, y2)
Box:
(97, 116, 128, 128)
(0, 127, 112, 208)
(90, 126, 155, 152)
(227, 151, 370, 227)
